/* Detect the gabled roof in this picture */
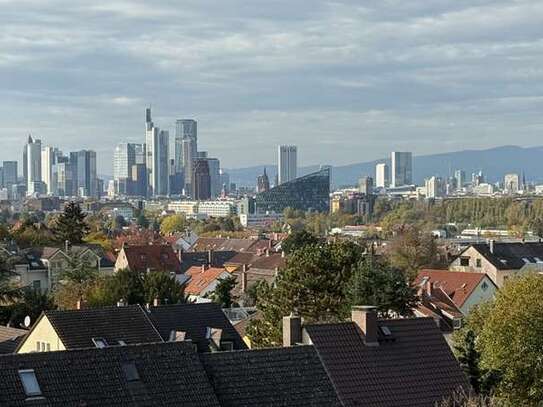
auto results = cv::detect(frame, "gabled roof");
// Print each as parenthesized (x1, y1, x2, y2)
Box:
(184, 266, 230, 296)
(0, 342, 221, 407)
(191, 238, 270, 253)
(121, 245, 182, 273)
(468, 241, 543, 270)
(0, 326, 27, 354)
(415, 269, 492, 308)
(38, 305, 163, 350)
(180, 251, 238, 273)
(200, 346, 342, 407)
(250, 253, 286, 271)
(147, 303, 246, 352)
(305, 318, 468, 407)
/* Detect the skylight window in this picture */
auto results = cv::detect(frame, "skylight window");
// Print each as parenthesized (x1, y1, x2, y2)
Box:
(122, 362, 140, 382)
(92, 337, 108, 348)
(19, 369, 42, 397)
(380, 326, 392, 336)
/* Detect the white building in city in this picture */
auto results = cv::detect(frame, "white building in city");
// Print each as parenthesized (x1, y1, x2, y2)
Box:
(145, 108, 169, 197)
(278, 145, 297, 184)
(375, 163, 389, 188)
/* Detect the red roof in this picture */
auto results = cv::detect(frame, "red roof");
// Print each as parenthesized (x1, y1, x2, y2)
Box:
(122, 245, 181, 273)
(415, 269, 490, 308)
(184, 266, 229, 296)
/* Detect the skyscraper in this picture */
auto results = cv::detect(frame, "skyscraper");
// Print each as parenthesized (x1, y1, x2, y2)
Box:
(391, 151, 412, 187)
(70, 150, 97, 198)
(256, 168, 270, 193)
(192, 158, 211, 200)
(504, 173, 520, 194)
(2, 161, 17, 190)
(278, 145, 297, 185)
(41, 146, 57, 195)
(358, 176, 373, 194)
(145, 108, 169, 197)
(206, 157, 221, 198)
(174, 119, 197, 173)
(375, 163, 389, 188)
(25, 135, 42, 195)
(454, 170, 466, 191)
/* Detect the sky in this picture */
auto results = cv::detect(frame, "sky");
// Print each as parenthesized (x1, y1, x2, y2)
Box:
(2, 0, 543, 175)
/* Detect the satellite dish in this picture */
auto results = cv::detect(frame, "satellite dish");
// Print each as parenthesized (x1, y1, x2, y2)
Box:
(23, 316, 31, 328)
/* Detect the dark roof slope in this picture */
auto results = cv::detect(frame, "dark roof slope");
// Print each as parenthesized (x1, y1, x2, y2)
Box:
(0, 326, 27, 354)
(43, 305, 162, 349)
(470, 242, 543, 270)
(148, 303, 246, 352)
(0, 342, 221, 407)
(201, 346, 342, 407)
(191, 238, 269, 253)
(305, 318, 467, 407)
(180, 251, 238, 273)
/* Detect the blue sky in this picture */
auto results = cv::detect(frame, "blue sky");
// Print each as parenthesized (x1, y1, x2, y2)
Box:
(2, 0, 543, 174)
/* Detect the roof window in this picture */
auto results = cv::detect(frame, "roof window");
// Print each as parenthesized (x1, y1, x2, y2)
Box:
(122, 362, 140, 382)
(92, 337, 108, 348)
(380, 326, 392, 336)
(19, 369, 42, 397)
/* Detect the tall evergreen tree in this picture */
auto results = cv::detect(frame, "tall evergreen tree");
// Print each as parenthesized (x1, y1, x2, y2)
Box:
(53, 202, 89, 244)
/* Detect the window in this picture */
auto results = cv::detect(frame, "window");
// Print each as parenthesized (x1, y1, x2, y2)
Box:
(92, 337, 108, 349)
(460, 257, 469, 267)
(36, 341, 41, 352)
(32, 280, 41, 290)
(481, 281, 489, 291)
(476, 258, 482, 268)
(118, 340, 127, 346)
(19, 369, 42, 397)
(380, 326, 392, 336)
(453, 318, 463, 329)
(122, 362, 140, 382)
(220, 341, 234, 351)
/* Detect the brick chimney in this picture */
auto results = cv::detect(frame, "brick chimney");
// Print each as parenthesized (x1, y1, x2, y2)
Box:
(76, 299, 87, 310)
(208, 249, 213, 265)
(282, 314, 302, 347)
(153, 298, 160, 307)
(241, 264, 248, 293)
(352, 306, 379, 346)
(117, 298, 126, 307)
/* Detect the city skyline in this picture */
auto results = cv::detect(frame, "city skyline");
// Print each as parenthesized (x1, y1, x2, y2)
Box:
(2, 1, 543, 173)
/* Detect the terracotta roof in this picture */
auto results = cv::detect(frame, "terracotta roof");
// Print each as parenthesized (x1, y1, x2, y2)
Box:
(122, 245, 181, 273)
(184, 266, 230, 296)
(0, 326, 27, 354)
(147, 303, 246, 352)
(305, 318, 468, 407)
(200, 346, 342, 407)
(0, 342, 222, 406)
(36, 305, 163, 350)
(415, 269, 490, 307)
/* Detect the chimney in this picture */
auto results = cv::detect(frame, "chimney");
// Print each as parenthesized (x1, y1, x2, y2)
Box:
(208, 249, 213, 265)
(76, 299, 87, 310)
(282, 314, 302, 347)
(117, 298, 126, 307)
(265, 249, 270, 257)
(281, 251, 285, 258)
(65, 240, 70, 253)
(177, 249, 182, 262)
(489, 239, 495, 254)
(424, 278, 432, 297)
(153, 298, 160, 307)
(241, 264, 248, 293)
(201, 264, 206, 273)
(351, 306, 379, 346)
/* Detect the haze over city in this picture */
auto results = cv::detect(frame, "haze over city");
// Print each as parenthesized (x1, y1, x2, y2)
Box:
(3, 0, 543, 173)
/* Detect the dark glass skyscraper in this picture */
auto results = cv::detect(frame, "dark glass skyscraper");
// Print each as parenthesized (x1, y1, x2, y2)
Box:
(255, 168, 330, 213)
(192, 158, 211, 200)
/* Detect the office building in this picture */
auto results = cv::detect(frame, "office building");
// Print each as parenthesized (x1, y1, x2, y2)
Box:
(358, 176, 373, 195)
(145, 108, 169, 197)
(220, 169, 230, 195)
(391, 151, 412, 187)
(175, 119, 197, 171)
(454, 170, 466, 191)
(2, 161, 17, 189)
(131, 164, 147, 197)
(425, 176, 443, 199)
(192, 159, 211, 201)
(278, 145, 297, 185)
(70, 150, 97, 198)
(206, 158, 221, 198)
(504, 173, 520, 194)
(256, 168, 270, 193)
(25, 135, 42, 195)
(41, 146, 59, 195)
(375, 163, 389, 188)
(255, 167, 330, 213)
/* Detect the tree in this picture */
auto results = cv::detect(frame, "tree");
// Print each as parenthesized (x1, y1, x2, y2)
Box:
(54, 253, 99, 309)
(476, 273, 543, 404)
(4, 288, 55, 327)
(160, 214, 187, 235)
(386, 226, 440, 280)
(143, 271, 185, 305)
(247, 241, 363, 347)
(53, 202, 89, 244)
(455, 330, 483, 394)
(209, 276, 237, 308)
(0, 253, 21, 304)
(281, 230, 319, 254)
(345, 255, 418, 318)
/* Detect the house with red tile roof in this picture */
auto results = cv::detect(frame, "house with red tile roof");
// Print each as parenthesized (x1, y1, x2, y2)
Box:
(114, 245, 182, 274)
(414, 269, 497, 331)
(184, 265, 232, 301)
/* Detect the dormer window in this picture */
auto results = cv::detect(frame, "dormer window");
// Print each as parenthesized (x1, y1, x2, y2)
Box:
(92, 337, 108, 348)
(122, 362, 140, 382)
(19, 369, 42, 397)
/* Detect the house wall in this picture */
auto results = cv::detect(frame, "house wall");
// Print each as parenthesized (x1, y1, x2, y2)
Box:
(460, 276, 497, 315)
(114, 249, 130, 272)
(449, 247, 505, 287)
(17, 316, 65, 354)
(13, 265, 48, 293)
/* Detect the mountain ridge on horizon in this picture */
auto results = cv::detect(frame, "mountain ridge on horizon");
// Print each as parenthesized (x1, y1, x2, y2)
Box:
(226, 145, 543, 187)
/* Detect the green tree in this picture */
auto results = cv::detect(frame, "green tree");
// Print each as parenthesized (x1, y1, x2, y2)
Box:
(455, 330, 483, 394)
(281, 230, 319, 254)
(209, 276, 237, 308)
(160, 214, 187, 235)
(53, 202, 89, 244)
(345, 256, 418, 318)
(143, 271, 185, 305)
(0, 253, 21, 304)
(5, 288, 56, 327)
(54, 253, 99, 309)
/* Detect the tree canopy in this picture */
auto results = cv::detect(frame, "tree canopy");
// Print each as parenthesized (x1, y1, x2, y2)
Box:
(53, 202, 89, 244)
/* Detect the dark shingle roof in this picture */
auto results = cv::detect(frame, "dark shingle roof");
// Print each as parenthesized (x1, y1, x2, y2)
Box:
(470, 241, 543, 270)
(0, 326, 27, 354)
(0, 342, 221, 407)
(305, 318, 468, 407)
(148, 303, 247, 352)
(180, 251, 238, 273)
(43, 305, 163, 349)
(201, 346, 342, 407)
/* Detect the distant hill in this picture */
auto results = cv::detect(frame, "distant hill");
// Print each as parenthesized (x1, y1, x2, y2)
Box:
(226, 145, 543, 187)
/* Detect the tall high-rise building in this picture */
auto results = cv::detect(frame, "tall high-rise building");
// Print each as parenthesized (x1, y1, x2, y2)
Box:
(454, 170, 466, 191)
(41, 146, 58, 195)
(391, 151, 412, 187)
(181, 137, 196, 193)
(113, 143, 136, 181)
(504, 173, 520, 194)
(145, 108, 169, 197)
(70, 150, 97, 198)
(256, 168, 270, 193)
(2, 161, 17, 189)
(52, 161, 74, 197)
(25, 135, 42, 195)
(278, 145, 297, 185)
(206, 158, 221, 198)
(358, 176, 374, 194)
(425, 176, 443, 198)
(375, 163, 389, 188)
(192, 158, 211, 201)
(174, 119, 197, 173)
